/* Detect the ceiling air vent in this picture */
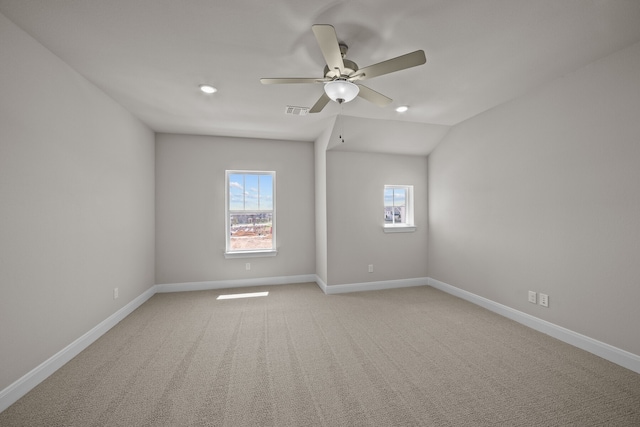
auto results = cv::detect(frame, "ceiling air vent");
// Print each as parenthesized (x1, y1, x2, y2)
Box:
(285, 106, 309, 116)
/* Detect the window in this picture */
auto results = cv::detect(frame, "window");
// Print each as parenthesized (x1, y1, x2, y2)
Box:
(384, 185, 415, 232)
(225, 171, 276, 257)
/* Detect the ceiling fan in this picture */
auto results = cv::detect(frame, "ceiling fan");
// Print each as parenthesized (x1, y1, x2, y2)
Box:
(260, 24, 426, 113)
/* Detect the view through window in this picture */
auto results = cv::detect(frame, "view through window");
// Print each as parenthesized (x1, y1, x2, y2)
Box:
(384, 187, 406, 225)
(226, 171, 275, 253)
(384, 185, 413, 227)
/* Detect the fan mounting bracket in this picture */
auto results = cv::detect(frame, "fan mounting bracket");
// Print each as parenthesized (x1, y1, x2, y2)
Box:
(338, 43, 348, 58)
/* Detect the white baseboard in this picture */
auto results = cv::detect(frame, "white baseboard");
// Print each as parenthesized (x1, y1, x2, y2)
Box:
(427, 277, 640, 374)
(0, 285, 157, 413)
(155, 274, 317, 293)
(2, 275, 317, 413)
(5, 275, 637, 415)
(321, 277, 428, 295)
(315, 275, 328, 293)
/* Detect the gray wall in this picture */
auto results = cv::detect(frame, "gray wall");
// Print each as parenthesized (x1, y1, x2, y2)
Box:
(0, 13, 155, 390)
(428, 41, 640, 355)
(155, 134, 315, 285)
(326, 150, 428, 286)
(314, 119, 335, 285)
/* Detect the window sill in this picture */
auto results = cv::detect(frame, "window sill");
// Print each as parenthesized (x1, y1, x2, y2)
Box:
(383, 225, 416, 233)
(224, 249, 278, 259)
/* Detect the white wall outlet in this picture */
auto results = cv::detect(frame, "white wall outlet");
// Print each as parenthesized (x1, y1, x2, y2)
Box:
(368, 264, 374, 273)
(539, 293, 549, 307)
(245, 263, 251, 271)
(113, 288, 119, 299)
(528, 291, 537, 304)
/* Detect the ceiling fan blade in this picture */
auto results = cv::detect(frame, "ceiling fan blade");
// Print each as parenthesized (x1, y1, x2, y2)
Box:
(356, 85, 392, 107)
(353, 50, 426, 81)
(260, 78, 327, 84)
(312, 24, 345, 75)
(309, 92, 331, 113)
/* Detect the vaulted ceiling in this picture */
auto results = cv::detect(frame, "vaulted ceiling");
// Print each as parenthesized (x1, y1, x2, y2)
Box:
(2, 0, 640, 154)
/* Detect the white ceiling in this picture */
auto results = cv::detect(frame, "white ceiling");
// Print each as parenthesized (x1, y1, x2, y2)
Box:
(2, 0, 640, 152)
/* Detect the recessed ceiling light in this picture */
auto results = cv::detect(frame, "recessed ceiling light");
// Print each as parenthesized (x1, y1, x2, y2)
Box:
(395, 105, 409, 113)
(199, 84, 217, 94)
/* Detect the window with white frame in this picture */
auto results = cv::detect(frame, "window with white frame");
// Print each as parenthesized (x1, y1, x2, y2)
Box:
(225, 171, 276, 256)
(384, 185, 415, 232)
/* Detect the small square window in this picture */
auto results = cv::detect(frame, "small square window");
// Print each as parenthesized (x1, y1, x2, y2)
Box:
(384, 185, 415, 232)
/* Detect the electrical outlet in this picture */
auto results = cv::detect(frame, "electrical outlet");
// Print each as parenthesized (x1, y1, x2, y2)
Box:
(528, 291, 537, 304)
(245, 263, 251, 271)
(368, 264, 374, 273)
(113, 288, 119, 299)
(539, 293, 549, 307)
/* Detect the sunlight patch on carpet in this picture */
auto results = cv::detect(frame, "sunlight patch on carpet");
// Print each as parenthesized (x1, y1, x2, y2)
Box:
(216, 291, 269, 300)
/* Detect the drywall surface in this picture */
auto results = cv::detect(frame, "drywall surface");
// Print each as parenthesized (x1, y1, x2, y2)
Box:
(0, 13, 155, 390)
(326, 151, 428, 286)
(327, 115, 450, 156)
(428, 41, 640, 356)
(314, 119, 335, 285)
(155, 134, 315, 284)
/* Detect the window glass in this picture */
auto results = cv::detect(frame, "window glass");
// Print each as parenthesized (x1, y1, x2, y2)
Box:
(226, 171, 275, 253)
(384, 185, 413, 227)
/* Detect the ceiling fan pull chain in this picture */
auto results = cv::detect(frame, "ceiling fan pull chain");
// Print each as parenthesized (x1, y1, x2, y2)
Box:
(339, 109, 345, 143)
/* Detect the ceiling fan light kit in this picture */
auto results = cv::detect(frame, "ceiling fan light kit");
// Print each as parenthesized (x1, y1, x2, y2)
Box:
(260, 24, 426, 113)
(324, 79, 359, 103)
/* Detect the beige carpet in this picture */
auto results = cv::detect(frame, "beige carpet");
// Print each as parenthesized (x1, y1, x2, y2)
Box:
(1, 283, 639, 426)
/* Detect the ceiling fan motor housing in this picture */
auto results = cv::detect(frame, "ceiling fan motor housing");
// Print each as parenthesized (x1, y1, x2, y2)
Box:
(324, 59, 359, 79)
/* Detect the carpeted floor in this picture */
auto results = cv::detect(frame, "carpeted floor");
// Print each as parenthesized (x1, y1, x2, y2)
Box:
(1, 283, 639, 426)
